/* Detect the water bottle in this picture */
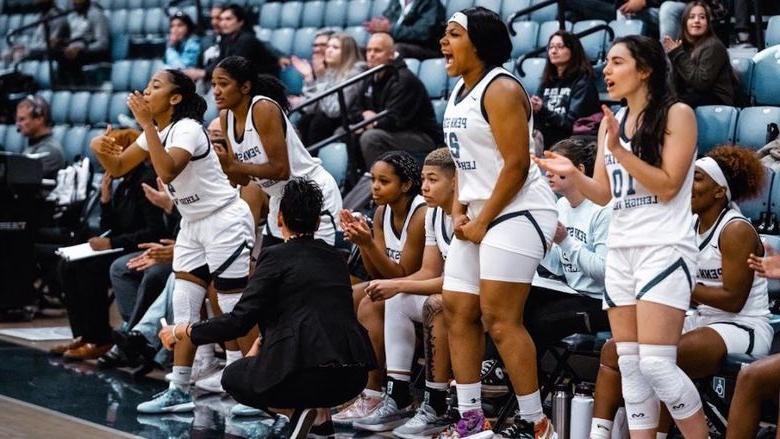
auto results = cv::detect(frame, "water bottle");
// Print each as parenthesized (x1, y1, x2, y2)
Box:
(570, 383, 594, 439)
(552, 383, 571, 439)
(768, 213, 779, 235)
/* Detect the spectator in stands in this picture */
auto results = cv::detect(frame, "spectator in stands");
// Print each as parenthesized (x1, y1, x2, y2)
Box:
(663, 1, 735, 107)
(56, 0, 110, 85)
(532, 31, 600, 150)
(297, 33, 366, 146)
(566, 0, 662, 36)
(364, 0, 445, 60)
(184, 3, 224, 85)
(15, 95, 65, 178)
(288, 28, 336, 101)
(210, 4, 278, 79)
(51, 129, 167, 361)
(164, 11, 201, 70)
(349, 33, 442, 168)
(4, 0, 68, 63)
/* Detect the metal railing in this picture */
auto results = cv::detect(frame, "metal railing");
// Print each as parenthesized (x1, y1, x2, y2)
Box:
(6, 8, 73, 89)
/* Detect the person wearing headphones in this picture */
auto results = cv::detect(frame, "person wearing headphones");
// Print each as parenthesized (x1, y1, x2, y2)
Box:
(15, 95, 65, 178)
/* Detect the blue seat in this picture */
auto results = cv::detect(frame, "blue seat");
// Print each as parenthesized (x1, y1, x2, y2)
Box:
(259, 2, 281, 29)
(344, 26, 370, 47)
(22, 14, 37, 27)
(404, 58, 421, 75)
(7, 15, 23, 34)
(318, 142, 348, 187)
(111, 33, 130, 61)
(255, 26, 272, 43)
(761, 235, 780, 299)
(751, 46, 780, 106)
(51, 125, 67, 146)
(474, 0, 502, 14)
(0, 16, 8, 37)
(730, 57, 753, 101)
(127, 0, 143, 8)
(18, 60, 41, 86)
(203, 91, 219, 124)
(695, 105, 738, 156)
(50, 91, 72, 124)
(530, 0, 556, 22)
(280, 66, 304, 95)
(739, 166, 773, 223)
(127, 8, 145, 34)
(347, 0, 372, 26)
(143, 0, 163, 7)
(88, 92, 111, 126)
(69, 91, 92, 125)
(144, 8, 165, 35)
(62, 126, 89, 162)
(0, 125, 8, 150)
(109, 8, 128, 34)
(109, 92, 131, 124)
(509, 21, 539, 58)
(572, 20, 608, 61)
(111, 60, 132, 90)
(292, 27, 319, 59)
(766, 15, 780, 48)
(129, 60, 152, 91)
(609, 18, 644, 37)
(324, 0, 348, 27)
(301, 1, 325, 28)
(371, 0, 391, 17)
(517, 57, 546, 95)
(4, 126, 25, 153)
(280, 1, 302, 28)
(270, 28, 295, 55)
(735, 106, 780, 150)
(419, 58, 448, 98)
(431, 98, 447, 125)
(446, 0, 474, 18)
(537, 20, 571, 48)
(38, 89, 53, 105)
(111, 0, 128, 9)
(501, 0, 530, 21)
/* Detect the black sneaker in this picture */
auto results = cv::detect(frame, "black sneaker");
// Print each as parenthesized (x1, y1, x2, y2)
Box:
(113, 330, 156, 362)
(495, 417, 556, 439)
(308, 420, 335, 439)
(97, 345, 142, 369)
(481, 359, 509, 397)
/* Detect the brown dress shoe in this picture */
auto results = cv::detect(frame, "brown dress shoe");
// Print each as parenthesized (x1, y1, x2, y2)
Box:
(63, 343, 113, 360)
(49, 337, 84, 355)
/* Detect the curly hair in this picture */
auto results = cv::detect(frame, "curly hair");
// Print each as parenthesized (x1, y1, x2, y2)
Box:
(707, 145, 765, 202)
(375, 150, 422, 196)
(424, 147, 455, 174)
(551, 137, 597, 177)
(279, 177, 324, 235)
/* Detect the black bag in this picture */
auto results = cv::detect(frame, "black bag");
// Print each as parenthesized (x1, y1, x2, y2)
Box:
(0, 70, 37, 124)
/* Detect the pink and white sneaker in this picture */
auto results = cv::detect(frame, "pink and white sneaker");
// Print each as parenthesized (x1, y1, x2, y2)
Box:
(332, 392, 383, 426)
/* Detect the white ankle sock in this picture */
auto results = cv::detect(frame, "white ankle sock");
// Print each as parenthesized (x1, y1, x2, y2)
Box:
(656, 433, 668, 439)
(364, 388, 383, 398)
(388, 372, 411, 382)
(516, 390, 544, 423)
(226, 350, 242, 365)
(590, 417, 613, 439)
(456, 382, 481, 414)
(425, 380, 449, 391)
(172, 366, 192, 391)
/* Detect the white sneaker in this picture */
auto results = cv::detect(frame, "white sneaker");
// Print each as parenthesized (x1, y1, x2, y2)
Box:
(332, 392, 383, 426)
(352, 395, 413, 432)
(393, 403, 455, 439)
(191, 357, 223, 383)
(194, 367, 224, 394)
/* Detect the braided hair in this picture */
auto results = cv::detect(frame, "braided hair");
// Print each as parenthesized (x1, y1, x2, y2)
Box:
(279, 177, 324, 235)
(166, 69, 207, 123)
(551, 137, 597, 177)
(375, 151, 422, 197)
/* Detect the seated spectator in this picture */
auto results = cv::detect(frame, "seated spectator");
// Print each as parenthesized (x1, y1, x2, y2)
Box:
(364, 0, 445, 60)
(663, 1, 735, 107)
(183, 3, 223, 87)
(4, 0, 68, 63)
(288, 28, 336, 105)
(297, 33, 366, 146)
(531, 31, 600, 150)
(56, 0, 110, 85)
(566, 0, 661, 36)
(589, 146, 772, 439)
(165, 11, 201, 70)
(349, 33, 442, 169)
(160, 178, 376, 438)
(50, 128, 167, 361)
(16, 95, 65, 179)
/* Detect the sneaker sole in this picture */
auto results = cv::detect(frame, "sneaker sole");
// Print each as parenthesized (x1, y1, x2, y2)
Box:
(353, 415, 413, 432)
(393, 424, 450, 439)
(464, 430, 495, 439)
(290, 408, 318, 439)
(137, 401, 195, 414)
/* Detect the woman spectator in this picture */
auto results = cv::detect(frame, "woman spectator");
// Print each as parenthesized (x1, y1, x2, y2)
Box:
(663, 1, 735, 107)
(531, 30, 600, 150)
(297, 33, 366, 146)
(165, 11, 201, 70)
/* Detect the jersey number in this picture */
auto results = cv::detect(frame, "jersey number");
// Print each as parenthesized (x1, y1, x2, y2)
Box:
(611, 169, 636, 198)
(167, 183, 176, 195)
(446, 132, 460, 159)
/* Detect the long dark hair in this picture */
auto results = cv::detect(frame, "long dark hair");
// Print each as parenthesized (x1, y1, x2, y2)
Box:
(612, 35, 676, 166)
(680, 1, 715, 48)
(166, 69, 207, 123)
(215, 56, 290, 113)
(541, 30, 593, 85)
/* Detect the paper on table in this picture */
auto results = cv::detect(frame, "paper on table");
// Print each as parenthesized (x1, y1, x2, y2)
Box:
(532, 272, 580, 296)
(56, 242, 124, 262)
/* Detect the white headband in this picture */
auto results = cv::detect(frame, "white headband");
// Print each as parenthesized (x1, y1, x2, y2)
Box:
(448, 12, 468, 30)
(696, 156, 738, 210)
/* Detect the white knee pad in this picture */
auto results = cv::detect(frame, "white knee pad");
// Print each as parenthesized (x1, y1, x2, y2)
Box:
(616, 342, 659, 430)
(172, 278, 207, 324)
(384, 294, 421, 373)
(638, 344, 702, 420)
(217, 292, 242, 314)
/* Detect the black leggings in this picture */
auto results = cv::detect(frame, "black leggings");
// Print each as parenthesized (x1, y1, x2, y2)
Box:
(223, 362, 368, 410)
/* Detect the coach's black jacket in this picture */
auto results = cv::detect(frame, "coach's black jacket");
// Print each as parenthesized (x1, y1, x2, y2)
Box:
(190, 236, 376, 393)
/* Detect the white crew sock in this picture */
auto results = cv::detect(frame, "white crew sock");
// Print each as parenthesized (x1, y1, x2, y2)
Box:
(172, 366, 192, 391)
(226, 350, 242, 365)
(516, 390, 545, 423)
(590, 417, 613, 439)
(456, 382, 481, 414)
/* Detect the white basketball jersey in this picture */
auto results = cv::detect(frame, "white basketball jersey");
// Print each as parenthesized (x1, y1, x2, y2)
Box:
(227, 95, 320, 199)
(383, 195, 426, 263)
(134, 118, 238, 222)
(604, 107, 696, 249)
(424, 206, 454, 259)
(442, 67, 556, 217)
(696, 209, 769, 318)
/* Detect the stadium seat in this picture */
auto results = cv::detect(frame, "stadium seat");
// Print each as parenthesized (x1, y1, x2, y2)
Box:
(530, 0, 557, 22)
(292, 27, 319, 59)
(537, 20, 571, 48)
(501, 0, 530, 21)
(255, 26, 272, 43)
(129, 60, 153, 91)
(109, 92, 131, 124)
(344, 26, 370, 47)
(751, 46, 780, 106)
(127, 8, 144, 34)
(431, 98, 447, 125)
(347, 0, 372, 26)
(301, 0, 325, 28)
(735, 106, 780, 150)
(280, 1, 302, 28)
(111, 0, 128, 9)
(572, 20, 608, 61)
(474, 0, 502, 14)
(7, 14, 22, 34)
(0, 16, 8, 37)
(509, 21, 539, 58)
(447, 0, 474, 19)
(419, 58, 448, 98)
(371, 0, 391, 17)
(270, 28, 295, 55)
(111, 33, 130, 61)
(326, 0, 350, 27)
(502, 58, 517, 74)
(127, 0, 143, 8)
(766, 15, 780, 48)
(22, 13, 36, 27)
(609, 18, 644, 37)
(88, 92, 111, 126)
(38, 89, 53, 105)
(144, 0, 163, 7)
(50, 91, 72, 124)
(280, 66, 304, 95)
(144, 8, 165, 35)
(517, 57, 545, 95)
(69, 91, 91, 125)
(0, 125, 7, 150)
(695, 106, 738, 156)
(259, 2, 281, 29)
(404, 58, 421, 75)
(770, 177, 780, 229)
(109, 8, 128, 34)
(4, 126, 25, 153)
(51, 125, 67, 146)
(739, 166, 773, 222)
(318, 142, 348, 187)
(203, 90, 219, 124)
(730, 57, 753, 101)
(62, 126, 89, 162)
(18, 61, 42, 87)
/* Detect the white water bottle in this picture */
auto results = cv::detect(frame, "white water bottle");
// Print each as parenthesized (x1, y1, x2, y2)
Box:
(570, 383, 594, 439)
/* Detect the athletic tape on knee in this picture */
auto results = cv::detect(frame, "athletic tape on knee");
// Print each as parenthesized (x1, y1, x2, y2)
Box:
(638, 344, 702, 420)
(616, 342, 660, 430)
(172, 278, 207, 324)
(217, 292, 242, 314)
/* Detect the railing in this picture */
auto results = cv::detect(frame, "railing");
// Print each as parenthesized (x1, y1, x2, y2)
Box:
(506, 0, 566, 35)
(515, 23, 615, 76)
(6, 8, 73, 89)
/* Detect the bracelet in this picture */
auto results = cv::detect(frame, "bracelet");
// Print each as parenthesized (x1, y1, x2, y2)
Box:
(172, 323, 183, 341)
